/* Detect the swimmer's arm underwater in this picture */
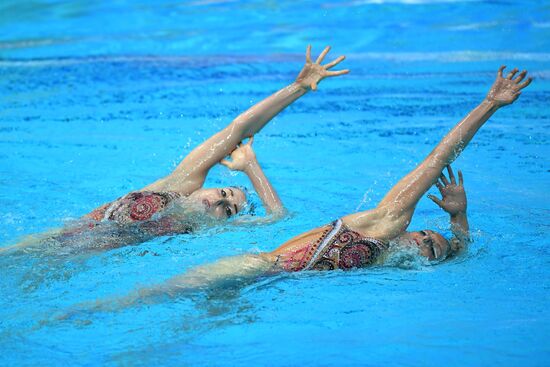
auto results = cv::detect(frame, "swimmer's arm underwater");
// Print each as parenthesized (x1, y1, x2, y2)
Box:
(428, 165, 470, 253)
(143, 45, 349, 193)
(221, 137, 285, 217)
(344, 66, 532, 237)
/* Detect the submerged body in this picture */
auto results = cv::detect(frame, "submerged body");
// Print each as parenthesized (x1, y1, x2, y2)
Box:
(2, 46, 348, 254)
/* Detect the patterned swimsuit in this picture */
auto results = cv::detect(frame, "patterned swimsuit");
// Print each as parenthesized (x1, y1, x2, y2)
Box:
(85, 191, 190, 236)
(88, 191, 180, 222)
(283, 219, 388, 271)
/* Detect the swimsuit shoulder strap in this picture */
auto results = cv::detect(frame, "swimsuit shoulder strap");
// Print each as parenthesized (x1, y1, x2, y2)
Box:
(303, 219, 343, 270)
(305, 219, 388, 271)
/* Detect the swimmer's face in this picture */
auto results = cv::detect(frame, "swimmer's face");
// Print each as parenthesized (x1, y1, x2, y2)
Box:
(399, 230, 450, 260)
(189, 187, 246, 219)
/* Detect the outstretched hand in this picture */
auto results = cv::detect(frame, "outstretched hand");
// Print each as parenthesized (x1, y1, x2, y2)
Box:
(486, 66, 532, 107)
(428, 165, 467, 216)
(295, 45, 349, 91)
(220, 137, 257, 172)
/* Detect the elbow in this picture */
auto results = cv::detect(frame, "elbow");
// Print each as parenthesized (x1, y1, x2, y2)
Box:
(230, 117, 252, 137)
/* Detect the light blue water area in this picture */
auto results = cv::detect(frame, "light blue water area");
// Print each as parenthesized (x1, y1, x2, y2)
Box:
(0, 1, 549, 366)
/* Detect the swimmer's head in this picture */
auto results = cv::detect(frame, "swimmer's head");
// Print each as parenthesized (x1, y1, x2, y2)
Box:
(396, 230, 450, 261)
(188, 187, 247, 219)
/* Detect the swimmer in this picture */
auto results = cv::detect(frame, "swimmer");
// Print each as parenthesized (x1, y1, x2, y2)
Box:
(2, 46, 349, 253)
(85, 65, 532, 309)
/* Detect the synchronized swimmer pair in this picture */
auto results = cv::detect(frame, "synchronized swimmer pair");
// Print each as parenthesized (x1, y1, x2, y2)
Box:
(3, 46, 533, 305)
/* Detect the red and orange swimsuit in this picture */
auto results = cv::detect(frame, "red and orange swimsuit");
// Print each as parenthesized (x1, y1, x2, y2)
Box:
(279, 219, 387, 272)
(88, 191, 180, 222)
(60, 191, 190, 246)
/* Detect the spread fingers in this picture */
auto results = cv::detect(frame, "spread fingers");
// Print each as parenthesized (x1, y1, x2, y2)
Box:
(306, 45, 312, 64)
(315, 46, 331, 64)
(324, 55, 345, 70)
(326, 69, 350, 77)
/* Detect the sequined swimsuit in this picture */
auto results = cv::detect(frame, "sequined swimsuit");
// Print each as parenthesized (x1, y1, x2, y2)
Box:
(85, 191, 189, 236)
(282, 219, 388, 272)
(88, 191, 181, 222)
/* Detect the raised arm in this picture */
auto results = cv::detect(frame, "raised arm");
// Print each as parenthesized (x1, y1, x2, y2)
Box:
(345, 66, 532, 237)
(221, 137, 285, 217)
(428, 165, 470, 254)
(143, 46, 348, 193)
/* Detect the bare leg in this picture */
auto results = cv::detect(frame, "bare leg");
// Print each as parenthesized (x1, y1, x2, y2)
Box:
(55, 253, 279, 318)
(0, 229, 62, 255)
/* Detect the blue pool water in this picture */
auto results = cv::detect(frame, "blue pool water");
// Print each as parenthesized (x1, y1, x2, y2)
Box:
(1, 1, 549, 366)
